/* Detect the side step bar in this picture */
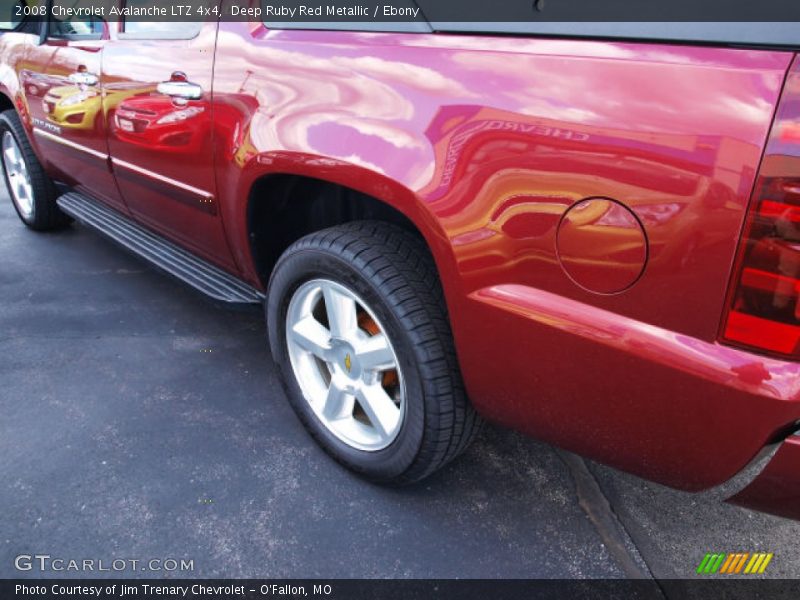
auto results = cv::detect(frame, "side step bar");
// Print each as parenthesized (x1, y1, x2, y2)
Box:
(56, 192, 264, 304)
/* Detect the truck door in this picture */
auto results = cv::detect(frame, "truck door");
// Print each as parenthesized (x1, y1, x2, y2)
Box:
(102, 4, 236, 270)
(25, 3, 125, 212)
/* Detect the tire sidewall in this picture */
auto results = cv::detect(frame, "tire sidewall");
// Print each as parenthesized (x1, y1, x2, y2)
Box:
(0, 113, 37, 225)
(267, 247, 426, 481)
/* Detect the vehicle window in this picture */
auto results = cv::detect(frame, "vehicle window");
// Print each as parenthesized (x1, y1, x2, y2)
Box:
(0, 0, 26, 30)
(122, 0, 203, 39)
(50, 18, 103, 38)
(49, 1, 104, 39)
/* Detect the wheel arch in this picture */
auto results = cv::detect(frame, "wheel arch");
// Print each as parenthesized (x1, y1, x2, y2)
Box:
(0, 90, 14, 113)
(237, 156, 457, 296)
(0, 81, 38, 156)
(0, 65, 26, 118)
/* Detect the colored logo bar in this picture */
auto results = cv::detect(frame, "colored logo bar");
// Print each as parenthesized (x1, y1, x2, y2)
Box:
(696, 553, 773, 575)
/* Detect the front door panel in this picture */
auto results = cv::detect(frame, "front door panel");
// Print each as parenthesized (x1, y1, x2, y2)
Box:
(24, 8, 124, 211)
(103, 14, 235, 270)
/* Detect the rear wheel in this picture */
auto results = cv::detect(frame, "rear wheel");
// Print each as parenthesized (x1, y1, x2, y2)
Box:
(267, 221, 482, 483)
(0, 109, 70, 231)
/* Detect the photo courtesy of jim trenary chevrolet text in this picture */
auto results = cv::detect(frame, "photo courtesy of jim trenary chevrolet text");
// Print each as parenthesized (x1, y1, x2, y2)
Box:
(1, 0, 800, 598)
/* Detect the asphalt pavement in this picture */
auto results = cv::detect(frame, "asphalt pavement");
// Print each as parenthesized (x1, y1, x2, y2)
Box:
(1, 188, 799, 581)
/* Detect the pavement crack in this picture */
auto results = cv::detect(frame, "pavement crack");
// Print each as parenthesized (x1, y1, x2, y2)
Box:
(557, 449, 662, 587)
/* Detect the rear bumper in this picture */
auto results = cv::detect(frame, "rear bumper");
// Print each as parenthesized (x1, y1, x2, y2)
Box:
(728, 435, 800, 520)
(456, 284, 800, 492)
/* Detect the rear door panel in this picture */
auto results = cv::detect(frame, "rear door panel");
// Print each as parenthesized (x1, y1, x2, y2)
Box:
(103, 11, 235, 270)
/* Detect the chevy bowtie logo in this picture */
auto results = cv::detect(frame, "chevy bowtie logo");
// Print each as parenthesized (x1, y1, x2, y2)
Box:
(696, 552, 774, 575)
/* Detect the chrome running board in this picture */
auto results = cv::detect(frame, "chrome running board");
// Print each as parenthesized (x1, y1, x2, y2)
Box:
(56, 192, 264, 304)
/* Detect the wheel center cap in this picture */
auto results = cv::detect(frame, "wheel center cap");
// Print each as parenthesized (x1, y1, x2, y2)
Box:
(332, 340, 360, 379)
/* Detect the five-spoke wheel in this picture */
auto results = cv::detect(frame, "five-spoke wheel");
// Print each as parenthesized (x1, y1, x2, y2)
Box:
(267, 221, 482, 483)
(286, 279, 404, 451)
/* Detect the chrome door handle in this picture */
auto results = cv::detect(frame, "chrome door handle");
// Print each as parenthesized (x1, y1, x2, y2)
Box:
(157, 72, 203, 100)
(68, 72, 98, 86)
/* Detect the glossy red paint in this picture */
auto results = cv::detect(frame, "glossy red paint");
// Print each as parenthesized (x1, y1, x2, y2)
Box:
(2, 20, 800, 510)
(556, 197, 648, 294)
(24, 26, 127, 211)
(112, 95, 210, 153)
(468, 285, 800, 490)
(214, 25, 790, 339)
(212, 24, 799, 490)
(18, 69, 65, 98)
(101, 22, 237, 269)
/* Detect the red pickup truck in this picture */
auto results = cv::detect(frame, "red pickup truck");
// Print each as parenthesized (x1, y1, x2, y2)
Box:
(1, 9, 799, 521)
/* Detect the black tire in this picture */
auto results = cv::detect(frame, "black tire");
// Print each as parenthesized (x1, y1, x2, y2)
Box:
(267, 221, 482, 484)
(0, 109, 70, 231)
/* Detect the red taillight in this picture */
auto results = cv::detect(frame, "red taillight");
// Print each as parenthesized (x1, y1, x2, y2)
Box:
(723, 176, 800, 358)
(722, 58, 800, 360)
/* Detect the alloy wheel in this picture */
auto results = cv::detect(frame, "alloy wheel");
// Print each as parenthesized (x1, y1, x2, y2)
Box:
(285, 279, 405, 451)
